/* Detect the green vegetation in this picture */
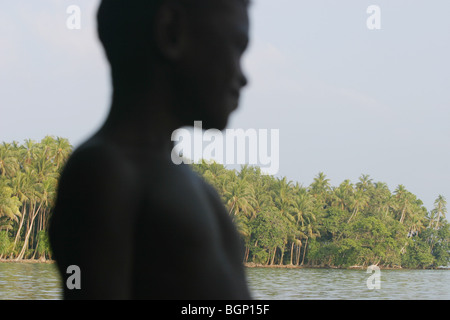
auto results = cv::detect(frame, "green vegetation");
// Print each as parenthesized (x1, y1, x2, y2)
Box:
(1, 137, 448, 269)
(0, 137, 72, 260)
(192, 161, 450, 269)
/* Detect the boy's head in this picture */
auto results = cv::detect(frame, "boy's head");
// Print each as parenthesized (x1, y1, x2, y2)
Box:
(97, 0, 250, 130)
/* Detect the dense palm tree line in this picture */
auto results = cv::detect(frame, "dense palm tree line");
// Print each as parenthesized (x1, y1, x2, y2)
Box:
(0, 137, 71, 260)
(192, 161, 450, 268)
(1, 137, 448, 268)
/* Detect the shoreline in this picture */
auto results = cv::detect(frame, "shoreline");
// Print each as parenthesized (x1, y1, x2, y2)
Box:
(0, 260, 447, 270)
(244, 262, 450, 270)
(0, 259, 55, 264)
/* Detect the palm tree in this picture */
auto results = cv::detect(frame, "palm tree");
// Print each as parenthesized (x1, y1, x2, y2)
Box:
(10, 170, 32, 251)
(299, 216, 320, 265)
(430, 195, 447, 230)
(347, 187, 370, 223)
(332, 179, 353, 211)
(393, 185, 416, 224)
(0, 179, 21, 255)
(52, 137, 72, 170)
(237, 164, 256, 182)
(407, 208, 425, 237)
(22, 139, 37, 167)
(0, 179, 22, 223)
(0, 142, 19, 178)
(35, 145, 57, 183)
(371, 182, 392, 217)
(15, 142, 52, 260)
(252, 175, 273, 214)
(255, 177, 298, 265)
(292, 184, 313, 225)
(0, 216, 14, 231)
(15, 176, 49, 260)
(291, 185, 316, 265)
(356, 174, 373, 191)
(309, 172, 331, 196)
(309, 172, 332, 215)
(38, 177, 57, 232)
(193, 159, 227, 192)
(0, 137, 73, 260)
(271, 177, 296, 221)
(222, 176, 257, 219)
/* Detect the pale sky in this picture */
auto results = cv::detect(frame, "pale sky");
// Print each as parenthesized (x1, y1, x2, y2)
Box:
(1, 0, 449, 211)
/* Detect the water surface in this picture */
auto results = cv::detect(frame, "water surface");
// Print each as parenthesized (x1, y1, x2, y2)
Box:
(1, 263, 449, 300)
(246, 267, 450, 300)
(0, 263, 62, 300)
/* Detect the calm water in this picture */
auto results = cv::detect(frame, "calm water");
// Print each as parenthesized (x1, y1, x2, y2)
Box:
(246, 267, 450, 300)
(0, 263, 449, 299)
(0, 263, 62, 300)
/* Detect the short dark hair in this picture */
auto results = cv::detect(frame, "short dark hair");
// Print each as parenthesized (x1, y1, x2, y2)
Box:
(97, 0, 250, 88)
(97, 0, 163, 67)
(97, 0, 250, 63)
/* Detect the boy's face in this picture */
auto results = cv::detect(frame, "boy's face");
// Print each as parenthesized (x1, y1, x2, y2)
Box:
(174, 0, 250, 130)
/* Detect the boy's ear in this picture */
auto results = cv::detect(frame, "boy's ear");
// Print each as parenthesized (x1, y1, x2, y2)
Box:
(154, 3, 189, 61)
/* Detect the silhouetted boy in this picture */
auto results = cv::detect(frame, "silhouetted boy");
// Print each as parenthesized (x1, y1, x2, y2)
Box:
(49, 0, 251, 299)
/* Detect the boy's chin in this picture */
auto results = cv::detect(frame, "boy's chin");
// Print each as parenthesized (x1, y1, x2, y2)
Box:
(178, 108, 231, 131)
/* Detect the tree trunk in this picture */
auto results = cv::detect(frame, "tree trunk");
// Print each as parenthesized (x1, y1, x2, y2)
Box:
(228, 199, 237, 216)
(16, 201, 42, 260)
(290, 242, 294, 265)
(266, 248, 271, 265)
(400, 204, 406, 224)
(270, 247, 276, 265)
(347, 207, 358, 223)
(31, 241, 38, 260)
(295, 244, 301, 265)
(279, 243, 285, 265)
(243, 246, 250, 263)
(13, 204, 27, 250)
(434, 212, 441, 230)
(301, 237, 309, 265)
(252, 240, 258, 262)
